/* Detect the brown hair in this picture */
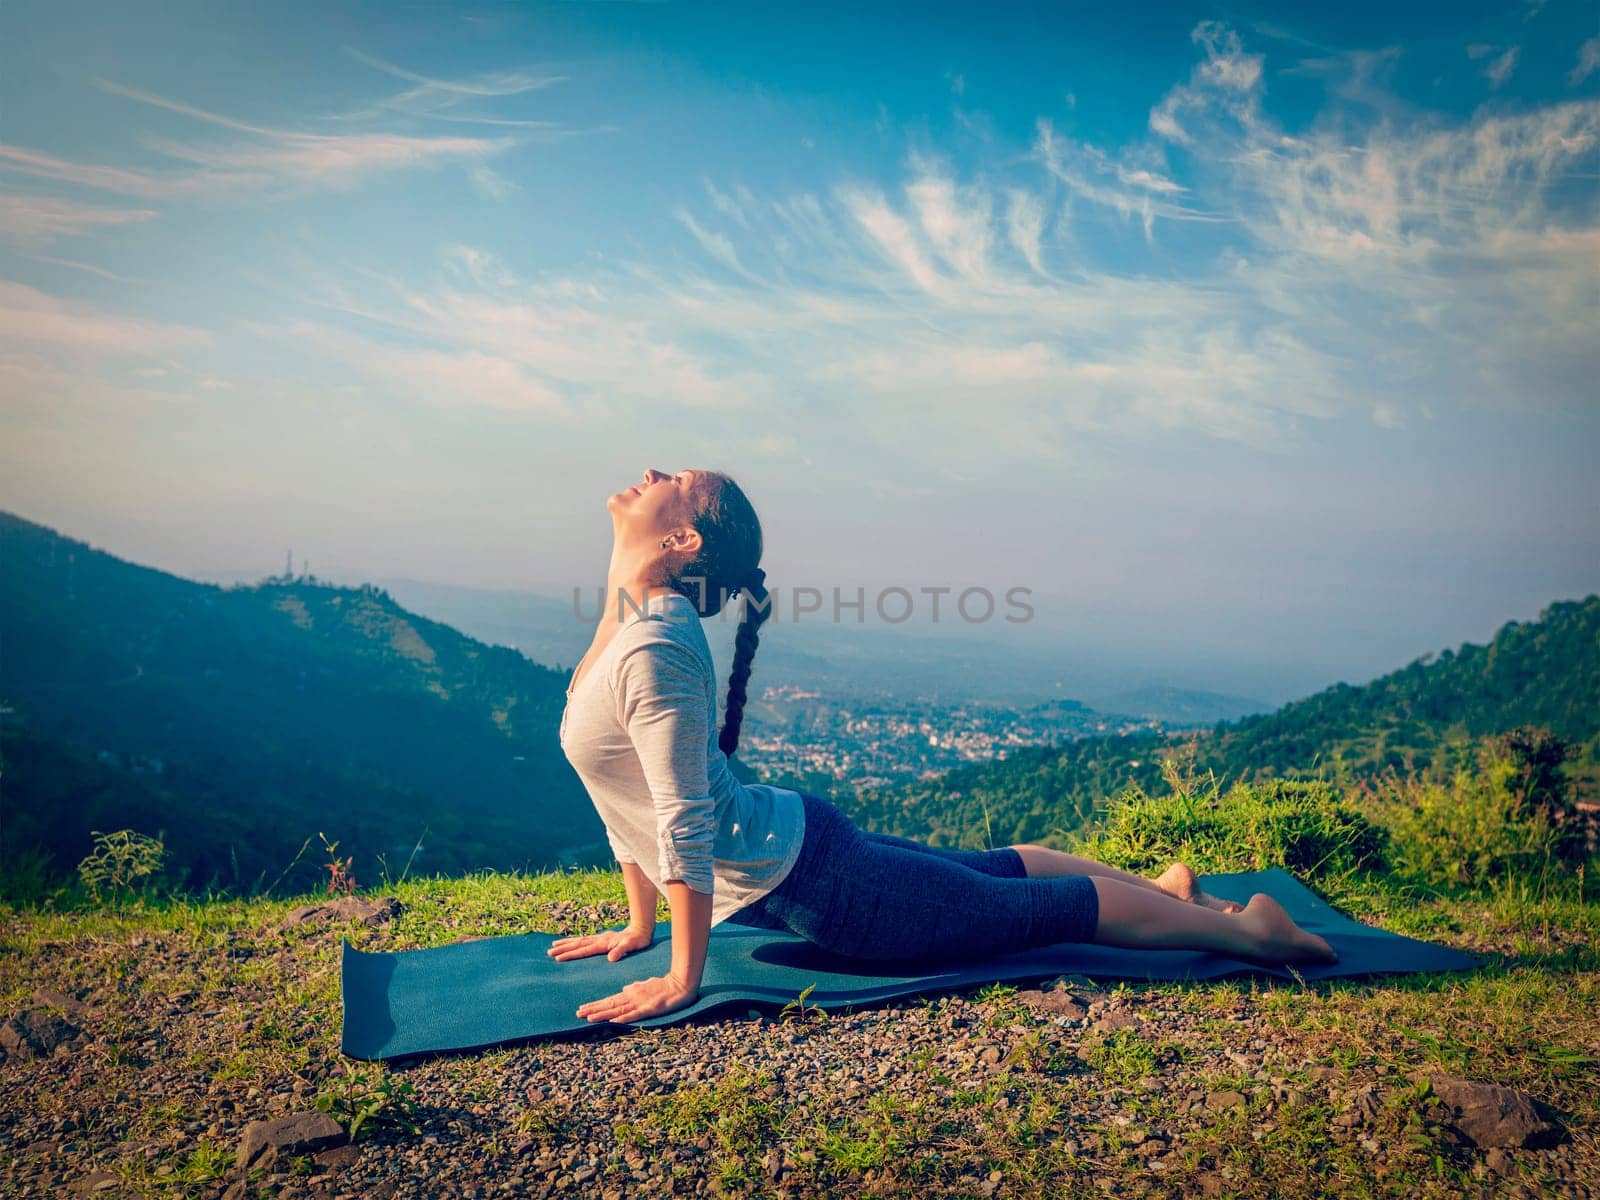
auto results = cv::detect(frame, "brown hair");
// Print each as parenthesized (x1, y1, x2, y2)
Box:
(665, 470, 769, 759)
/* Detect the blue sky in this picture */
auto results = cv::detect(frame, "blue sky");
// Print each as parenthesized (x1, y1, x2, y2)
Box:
(2, 0, 1597, 699)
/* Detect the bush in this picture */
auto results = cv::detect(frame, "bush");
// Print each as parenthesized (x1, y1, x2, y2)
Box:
(1355, 729, 1592, 891)
(1071, 758, 1389, 884)
(76, 828, 167, 904)
(313, 1062, 420, 1142)
(0, 846, 62, 908)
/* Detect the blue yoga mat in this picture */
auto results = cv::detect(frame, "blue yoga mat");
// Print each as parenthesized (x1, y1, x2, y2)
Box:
(340, 868, 1480, 1061)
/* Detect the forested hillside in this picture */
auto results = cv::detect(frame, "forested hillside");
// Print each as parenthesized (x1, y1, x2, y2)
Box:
(0, 513, 605, 895)
(841, 596, 1600, 849)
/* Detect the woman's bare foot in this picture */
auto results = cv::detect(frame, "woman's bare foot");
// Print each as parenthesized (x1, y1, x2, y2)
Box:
(1235, 893, 1339, 965)
(1155, 862, 1245, 914)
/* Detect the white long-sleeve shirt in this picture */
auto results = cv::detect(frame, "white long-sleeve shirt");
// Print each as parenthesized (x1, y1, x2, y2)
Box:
(558, 587, 806, 927)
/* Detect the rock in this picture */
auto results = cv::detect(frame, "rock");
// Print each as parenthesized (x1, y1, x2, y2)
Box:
(1051, 974, 1103, 993)
(279, 896, 403, 930)
(1092, 1010, 1138, 1033)
(312, 1144, 361, 1169)
(1338, 1087, 1380, 1127)
(1, 1010, 80, 1060)
(32, 988, 97, 1022)
(235, 1112, 347, 1170)
(1429, 1074, 1567, 1150)
(1206, 1090, 1247, 1112)
(1015, 989, 1089, 1021)
(69, 1172, 121, 1194)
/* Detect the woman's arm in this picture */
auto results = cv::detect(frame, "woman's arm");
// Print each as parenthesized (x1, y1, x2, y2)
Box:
(662, 878, 712, 996)
(572, 635, 717, 1022)
(621, 860, 662, 936)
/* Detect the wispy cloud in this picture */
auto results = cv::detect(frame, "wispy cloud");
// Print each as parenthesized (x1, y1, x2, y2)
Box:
(14, 22, 1596, 480)
(1467, 42, 1520, 89)
(1571, 35, 1600, 86)
(1036, 119, 1210, 240)
(0, 192, 157, 241)
(422, 24, 1594, 456)
(345, 49, 565, 97)
(337, 49, 567, 128)
(99, 80, 509, 191)
(467, 165, 518, 201)
(1004, 188, 1046, 276)
(0, 280, 208, 356)
(674, 208, 755, 280)
(15, 255, 145, 283)
(0, 143, 199, 198)
(0, 81, 515, 213)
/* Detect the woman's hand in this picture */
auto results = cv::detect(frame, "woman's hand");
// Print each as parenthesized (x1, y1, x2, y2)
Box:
(546, 925, 655, 964)
(575, 974, 699, 1024)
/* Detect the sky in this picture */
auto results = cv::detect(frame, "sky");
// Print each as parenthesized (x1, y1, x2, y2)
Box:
(2, 0, 1597, 701)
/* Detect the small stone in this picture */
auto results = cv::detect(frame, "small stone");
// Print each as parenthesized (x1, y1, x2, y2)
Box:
(236, 1112, 346, 1171)
(1, 1011, 80, 1060)
(313, 1145, 361, 1169)
(31, 988, 96, 1022)
(1206, 1090, 1246, 1112)
(1093, 1010, 1138, 1033)
(1052, 974, 1102, 993)
(1430, 1074, 1567, 1150)
(1015, 989, 1089, 1021)
(279, 896, 403, 930)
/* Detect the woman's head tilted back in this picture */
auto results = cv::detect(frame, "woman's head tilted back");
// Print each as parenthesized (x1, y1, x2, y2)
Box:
(608, 467, 770, 760)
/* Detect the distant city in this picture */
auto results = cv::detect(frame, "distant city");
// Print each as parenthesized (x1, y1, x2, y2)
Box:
(737, 684, 1163, 792)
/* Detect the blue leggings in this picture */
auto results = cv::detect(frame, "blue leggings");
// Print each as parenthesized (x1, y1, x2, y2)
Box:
(724, 792, 1099, 962)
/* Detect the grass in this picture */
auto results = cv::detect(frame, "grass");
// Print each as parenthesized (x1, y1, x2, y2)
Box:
(1, 760, 1596, 1199)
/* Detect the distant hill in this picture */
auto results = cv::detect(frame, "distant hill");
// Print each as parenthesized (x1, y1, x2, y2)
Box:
(1095, 685, 1270, 727)
(0, 512, 609, 893)
(205, 572, 1268, 714)
(843, 595, 1600, 848)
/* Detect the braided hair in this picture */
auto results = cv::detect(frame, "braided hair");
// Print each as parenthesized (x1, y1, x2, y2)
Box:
(663, 470, 769, 760)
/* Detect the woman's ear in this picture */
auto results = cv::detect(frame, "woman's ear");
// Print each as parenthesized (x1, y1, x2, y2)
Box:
(667, 527, 703, 555)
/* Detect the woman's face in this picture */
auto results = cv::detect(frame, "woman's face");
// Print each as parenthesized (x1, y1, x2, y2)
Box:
(607, 467, 703, 543)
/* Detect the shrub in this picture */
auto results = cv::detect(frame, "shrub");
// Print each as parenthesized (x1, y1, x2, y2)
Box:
(313, 1062, 420, 1142)
(1355, 729, 1592, 891)
(0, 846, 62, 908)
(1071, 758, 1389, 884)
(76, 828, 167, 904)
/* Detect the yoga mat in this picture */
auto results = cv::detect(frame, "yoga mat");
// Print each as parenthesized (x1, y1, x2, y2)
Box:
(340, 868, 1480, 1061)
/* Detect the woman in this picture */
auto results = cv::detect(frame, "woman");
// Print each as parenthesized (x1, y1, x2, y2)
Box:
(549, 468, 1337, 1026)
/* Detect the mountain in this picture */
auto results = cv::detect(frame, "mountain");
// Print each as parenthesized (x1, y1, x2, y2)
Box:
(843, 595, 1600, 848)
(0, 512, 608, 893)
(197, 571, 1284, 713)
